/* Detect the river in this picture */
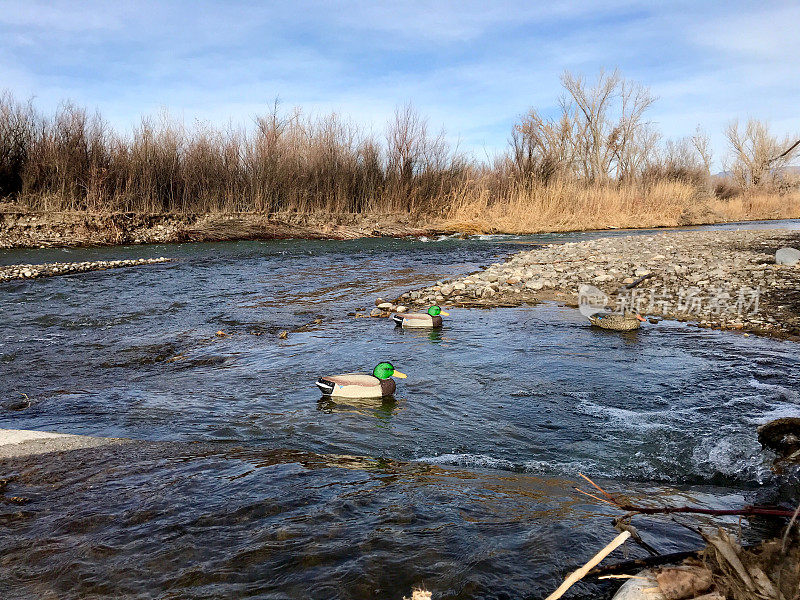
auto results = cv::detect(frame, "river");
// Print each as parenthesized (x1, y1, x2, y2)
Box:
(2, 220, 799, 599)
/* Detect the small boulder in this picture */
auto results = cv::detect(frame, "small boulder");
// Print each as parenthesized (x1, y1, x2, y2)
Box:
(370, 308, 384, 317)
(758, 417, 800, 460)
(377, 302, 393, 310)
(775, 247, 800, 266)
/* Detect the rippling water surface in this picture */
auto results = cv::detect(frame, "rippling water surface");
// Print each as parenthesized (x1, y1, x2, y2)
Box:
(2, 221, 799, 599)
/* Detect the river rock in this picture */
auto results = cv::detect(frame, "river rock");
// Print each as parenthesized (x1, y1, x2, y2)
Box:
(758, 417, 800, 460)
(525, 279, 545, 290)
(377, 302, 393, 310)
(776, 247, 800, 266)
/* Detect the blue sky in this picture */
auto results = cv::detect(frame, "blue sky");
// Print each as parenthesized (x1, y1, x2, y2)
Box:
(2, 1, 799, 168)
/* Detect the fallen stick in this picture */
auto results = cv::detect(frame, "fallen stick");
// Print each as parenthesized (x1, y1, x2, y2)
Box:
(586, 550, 703, 577)
(623, 272, 657, 289)
(545, 530, 631, 600)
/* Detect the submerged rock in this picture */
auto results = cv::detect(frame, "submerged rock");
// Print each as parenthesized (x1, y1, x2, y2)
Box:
(758, 417, 800, 464)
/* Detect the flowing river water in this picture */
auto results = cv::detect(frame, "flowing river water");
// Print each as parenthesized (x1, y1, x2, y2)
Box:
(2, 221, 800, 599)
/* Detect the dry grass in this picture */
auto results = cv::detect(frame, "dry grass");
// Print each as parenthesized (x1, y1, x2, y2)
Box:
(444, 179, 800, 234)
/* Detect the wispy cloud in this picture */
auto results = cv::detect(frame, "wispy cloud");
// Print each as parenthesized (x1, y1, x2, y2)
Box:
(1, 1, 798, 166)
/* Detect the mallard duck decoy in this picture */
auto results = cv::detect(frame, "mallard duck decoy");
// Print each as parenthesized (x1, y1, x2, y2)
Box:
(392, 305, 449, 328)
(588, 311, 646, 331)
(315, 362, 407, 398)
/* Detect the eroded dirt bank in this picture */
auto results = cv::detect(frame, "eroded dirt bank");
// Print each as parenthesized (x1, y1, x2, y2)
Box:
(0, 211, 442, 248)
(397, 229, 800, 339)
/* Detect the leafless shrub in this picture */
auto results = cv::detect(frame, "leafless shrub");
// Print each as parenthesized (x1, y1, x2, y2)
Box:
(691, 126, 713, 175)
(643, 137, 709, 188)
(713, 178, 738, 200)
(0, 93, 34, 200)
(511, 107, 576, 184)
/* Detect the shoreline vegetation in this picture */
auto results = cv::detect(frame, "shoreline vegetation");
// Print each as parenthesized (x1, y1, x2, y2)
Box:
(2, 69, 799, 247)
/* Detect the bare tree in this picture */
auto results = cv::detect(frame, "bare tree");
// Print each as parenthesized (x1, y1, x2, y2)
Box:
(610, 78, 658, 181)
(725, 118, 800, 189)
(691, 125, 712, 175)
(559, 69, 656, 182)
(561, 69, 620, 180)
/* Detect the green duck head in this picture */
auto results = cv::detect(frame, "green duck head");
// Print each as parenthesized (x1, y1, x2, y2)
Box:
(372, 362, 407, 379)
(427, 305, 450, 317)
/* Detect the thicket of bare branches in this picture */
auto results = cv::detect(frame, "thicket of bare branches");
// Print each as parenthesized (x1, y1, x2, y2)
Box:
(1, 71, 798, 216)
(512, 69, 660, 184)
(0, 96, 466, 214)
(725, 118, 800, 190)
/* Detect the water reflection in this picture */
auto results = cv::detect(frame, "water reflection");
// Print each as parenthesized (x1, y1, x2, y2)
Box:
(394, 327, 445, 343)
(317, 396, 401, 427)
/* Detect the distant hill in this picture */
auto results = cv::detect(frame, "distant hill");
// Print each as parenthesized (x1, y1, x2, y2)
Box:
(715, 165, 800, 178)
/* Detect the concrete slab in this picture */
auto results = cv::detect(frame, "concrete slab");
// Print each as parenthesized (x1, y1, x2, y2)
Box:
(0, 428, 128, 459)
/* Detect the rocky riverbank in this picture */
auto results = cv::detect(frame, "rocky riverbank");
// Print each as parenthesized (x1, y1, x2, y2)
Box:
(0, 211, 440, 249)
(0, 257, 170, 282)
(396, 229, 800, 339)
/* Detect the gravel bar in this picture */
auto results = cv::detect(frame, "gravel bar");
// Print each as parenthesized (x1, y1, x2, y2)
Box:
(397, 229, 800, 339)
(0, 257, 171, 282)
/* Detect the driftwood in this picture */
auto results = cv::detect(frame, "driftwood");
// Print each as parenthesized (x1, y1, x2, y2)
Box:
(623, 272, 656, 290)
(545, 531, 631, 600)
(576, 474, 800, 600)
